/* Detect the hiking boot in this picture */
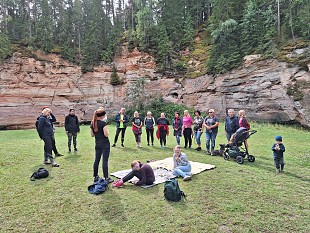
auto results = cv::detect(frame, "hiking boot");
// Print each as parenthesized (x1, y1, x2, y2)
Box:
(112, 179, 123, 188)
(183, 176, 192, 181)
(111, 144, 116, 147)
(280, 164, 284, 172)
(105, 177, 114, 183)
(55, 153, 64, 157)
(206, 151, 211, 155)
(94, 176, 100, 182)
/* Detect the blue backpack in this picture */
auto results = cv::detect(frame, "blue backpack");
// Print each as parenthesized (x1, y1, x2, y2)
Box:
(88, 178, 108, 195)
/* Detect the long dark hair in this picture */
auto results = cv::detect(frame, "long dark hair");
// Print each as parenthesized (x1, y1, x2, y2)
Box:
(91, 108, 106, 132)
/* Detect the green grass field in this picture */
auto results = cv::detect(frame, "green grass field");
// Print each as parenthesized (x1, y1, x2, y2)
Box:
(0, 123, 309, 233)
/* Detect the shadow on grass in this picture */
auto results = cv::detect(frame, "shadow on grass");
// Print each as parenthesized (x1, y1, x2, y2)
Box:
(99, 189, 128, 224)
(64, 153, 82, 161)
(249, 158, 310, 182)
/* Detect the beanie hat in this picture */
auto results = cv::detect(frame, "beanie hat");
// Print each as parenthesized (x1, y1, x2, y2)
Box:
(275, 135, 282, 141)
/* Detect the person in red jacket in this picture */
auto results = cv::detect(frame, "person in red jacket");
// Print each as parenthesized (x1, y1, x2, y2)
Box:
(156, 112, 169, 148)
(112, 160, 155, 188)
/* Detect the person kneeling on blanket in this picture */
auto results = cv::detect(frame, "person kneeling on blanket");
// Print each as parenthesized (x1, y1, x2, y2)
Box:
(173, 145, 192, 181)
(112, 160, 155, 188)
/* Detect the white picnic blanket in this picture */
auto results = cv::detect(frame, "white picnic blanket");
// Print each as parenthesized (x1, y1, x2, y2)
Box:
(110, 157, 215, 188)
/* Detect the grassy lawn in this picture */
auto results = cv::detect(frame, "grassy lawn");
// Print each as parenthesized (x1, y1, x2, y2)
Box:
(0, 123, 309, 233)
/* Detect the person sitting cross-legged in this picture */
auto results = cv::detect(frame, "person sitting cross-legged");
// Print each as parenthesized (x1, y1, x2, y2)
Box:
(112, 160, 155, 188)
(172, 145, 192, 181)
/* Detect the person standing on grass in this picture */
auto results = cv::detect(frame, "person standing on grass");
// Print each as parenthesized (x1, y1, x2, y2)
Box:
(37, 108, 60, 167)
(65, 109, 80, 153)
(132, 111, 143, 148)
(156, 112, 170, 148)
(144, 111, 155, 146)
(172, 145, 192, 181)
(112, 160, 155, 188)
(182, 110, 193, 149)
(203, 109, 220, 155)
(225, 109, 239, 142)
(272, 135, 286, 173)
(112, 107, 129, 147)
(172, 112, 183, 146)
(39, 106, 64, 157)
(193, 110, 204, 151)
(90, 108, 114, 183)
(238, 110, 250, 151)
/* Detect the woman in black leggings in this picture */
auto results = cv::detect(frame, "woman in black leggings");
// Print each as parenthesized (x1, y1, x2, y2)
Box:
(144, 111, 155, 146)
(90, 108, 114, 183)
(156, 113, 169, 148)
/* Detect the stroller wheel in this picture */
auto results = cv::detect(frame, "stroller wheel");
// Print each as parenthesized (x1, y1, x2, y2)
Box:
(248, 155, 255, 162)
(236, 156, 244, 164)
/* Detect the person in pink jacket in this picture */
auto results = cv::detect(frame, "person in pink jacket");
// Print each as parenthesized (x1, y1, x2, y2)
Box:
(182, 110, 193, 149)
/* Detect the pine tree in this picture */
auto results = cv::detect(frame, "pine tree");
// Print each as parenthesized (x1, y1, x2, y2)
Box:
(0, 32, 12, 61)
(110, 65, 122, 85)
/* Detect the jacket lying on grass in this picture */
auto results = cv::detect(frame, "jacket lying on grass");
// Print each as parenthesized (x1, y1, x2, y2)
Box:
(88, 178, 108, 195)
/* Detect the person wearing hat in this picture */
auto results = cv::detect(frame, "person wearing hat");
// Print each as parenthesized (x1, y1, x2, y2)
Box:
(272, 135, 286, 173)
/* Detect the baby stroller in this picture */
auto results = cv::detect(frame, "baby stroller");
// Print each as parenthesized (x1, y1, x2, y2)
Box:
(221, 127, 257, 164)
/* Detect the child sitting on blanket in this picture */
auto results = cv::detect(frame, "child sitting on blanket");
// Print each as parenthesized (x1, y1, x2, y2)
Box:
(112, 160, 155, 188)
(172, 145, 192, 181)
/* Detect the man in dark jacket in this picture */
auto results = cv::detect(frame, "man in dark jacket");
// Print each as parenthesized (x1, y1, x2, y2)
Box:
(112, 107, 129, 147)
(225, 109, 239, 141)
(65, 109, 80, 152)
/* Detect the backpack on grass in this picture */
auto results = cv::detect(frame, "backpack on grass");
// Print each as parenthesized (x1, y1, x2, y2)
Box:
(30, 168, 49, 181)
(164, 178, 186, 202)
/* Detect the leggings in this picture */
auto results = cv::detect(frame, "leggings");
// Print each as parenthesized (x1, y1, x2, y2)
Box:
(183, 128, 192, 148)
(146, 128, 154, 144)
(114, 128, 126, 144)
(93, 144, 110, 178)
(122, 170, 153, 185)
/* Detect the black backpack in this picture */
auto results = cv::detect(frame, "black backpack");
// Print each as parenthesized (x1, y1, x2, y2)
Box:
(30, 168, 49, 181)
(164, 178, 186, 202)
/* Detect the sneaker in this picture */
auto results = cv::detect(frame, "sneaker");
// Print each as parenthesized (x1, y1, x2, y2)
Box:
(147, 144, 150, 146)
(197, 147, 202, 151)
(184, 146, 187, 149)
(189, 146, 191, 149)
(276, 169, 280, 173)
(206, 151, 211, 155)
(68, 148, 71, 153)
(111, 144, 116, 147)
(138, 145, 142, 148)
(151, 144, 154, 146)
(105, 177, 114, 183)
(52, 163, 60, 167)
(94, 176, 100, 182)
(55, 153, 64, 157)
(112, 179, 123, 188)
(74, 148, 78, 152)
(160, 145, 163, 148)
(44, 161, 51, 165)
(121, 144, 124, 147)
(183, 176, 192, 181)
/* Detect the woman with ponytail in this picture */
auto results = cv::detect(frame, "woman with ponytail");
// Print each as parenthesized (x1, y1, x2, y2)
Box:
(90, 108, 114, 183)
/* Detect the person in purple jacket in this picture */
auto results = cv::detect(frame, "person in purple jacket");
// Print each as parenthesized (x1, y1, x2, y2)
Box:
(112, 160, 155, 188)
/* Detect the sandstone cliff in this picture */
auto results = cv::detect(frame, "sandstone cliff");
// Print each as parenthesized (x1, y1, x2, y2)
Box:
(0, 46, 309, 129)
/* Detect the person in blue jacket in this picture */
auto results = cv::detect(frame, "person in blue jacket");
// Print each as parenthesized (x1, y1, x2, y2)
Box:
(272, 135, 286, 173)
(224, 109, 239, 141)
(112, 107, 129, 147)
(37, 108, 60, 167)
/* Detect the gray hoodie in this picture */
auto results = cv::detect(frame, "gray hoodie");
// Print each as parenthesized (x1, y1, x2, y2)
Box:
(173, 152, 190, 168)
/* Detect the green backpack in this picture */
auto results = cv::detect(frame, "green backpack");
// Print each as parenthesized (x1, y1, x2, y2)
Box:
(164, 178, 186, 202)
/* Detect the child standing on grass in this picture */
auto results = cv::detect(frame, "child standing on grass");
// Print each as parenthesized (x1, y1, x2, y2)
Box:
(272, 135, 286, 173)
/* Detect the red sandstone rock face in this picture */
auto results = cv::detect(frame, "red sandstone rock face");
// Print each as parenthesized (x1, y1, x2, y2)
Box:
(0, 47, 309, 129)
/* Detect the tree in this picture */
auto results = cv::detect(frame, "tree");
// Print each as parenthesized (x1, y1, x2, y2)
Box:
(110, 65, 122, 85)
(0, 32, 12, 61)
